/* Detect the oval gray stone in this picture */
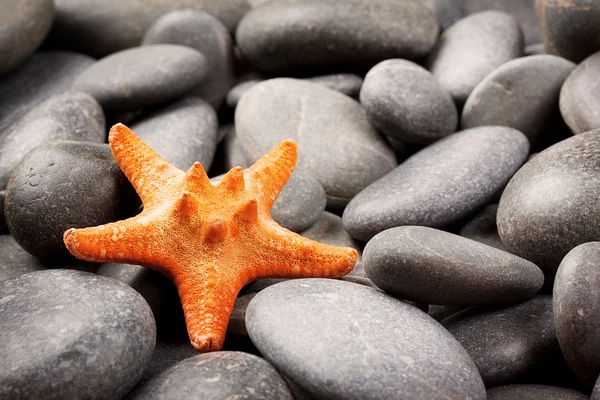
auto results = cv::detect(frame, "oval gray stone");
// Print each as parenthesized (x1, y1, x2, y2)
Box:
(0, 91, 105, 189)
(0, 269, 155, 400)
(73, 45, 207, 112)
(236, 0, 438, 72)
(560, 51, 600, 134)
(426, 11, 523, 107)
(235, 78, 397, 209)
(487, 384, 588, 400)
(462, 55, 575, 145)
(364, 226, 543, 305)
(247, 279, 486, 400)
(497, 129, 600, 279)
(459, 204, 507, 251)
(0, 235, 46, 282)
(360, 59, 457, 144)
(343, 126, 529, 241)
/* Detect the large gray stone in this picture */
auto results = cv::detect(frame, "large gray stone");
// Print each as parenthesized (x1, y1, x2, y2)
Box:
(247, 279, 486, 400)
(487, 384, 588, 400)
(0, 235, 46, 282)
(343, 126, 529, 241)
(0, 270, 155, 400)
(459, 204, 507, 251)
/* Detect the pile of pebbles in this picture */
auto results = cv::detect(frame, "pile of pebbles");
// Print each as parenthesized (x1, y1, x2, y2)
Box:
(1, 0, 600, 398)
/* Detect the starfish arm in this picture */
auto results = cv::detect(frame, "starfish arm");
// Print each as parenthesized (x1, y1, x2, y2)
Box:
(109, 123, 184, 207)
(244, 139, 297, 212)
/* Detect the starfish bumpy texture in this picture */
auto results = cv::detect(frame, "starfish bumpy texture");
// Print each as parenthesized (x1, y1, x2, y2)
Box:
(63, 123, 358, 352)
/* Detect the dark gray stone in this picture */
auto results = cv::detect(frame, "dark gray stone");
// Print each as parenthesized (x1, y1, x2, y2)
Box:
(0, 269, 155, 400)
(443, 296, 561, 387)
(497, 129, 600, 280)
(73, 45, 207, 112)
(142, 9, 234, 109)
(462, 55, 575, 145)
(487, 384, 588, 400)
(49, 0, 250, 57)
(426, 11, 523, 107)
(536, 0, 600, 63)
(130, 97, 218, 171)
(0, 91, 105, 189)
(0, 0, 54, 76)
(594, 376, 600, 400)
(236, 78, 397, 209)
(236, 0, 438, 72)
(428, 305, 468, 322)
(360, 59, 457, 144)
(5, 141, 134, 261)
(560, 50, 600, 134)
(247, 279, 486, 400)
(228, 293, 257, 337)
(459, 204, 507, 251)
(130, 352, 293, 400)
(363, 226, 543, 305)
(0, 235, 46, 282)
(343, 126, 529, 241)
(305, 73, 363, 98)
(554, 242, 600, 385)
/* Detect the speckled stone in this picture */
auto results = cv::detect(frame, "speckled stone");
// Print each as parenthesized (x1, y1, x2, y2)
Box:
(5, 142, 134, 261)
(443, 296, 561, 387)
(560, 51, 600, 134)
(360, 59, 457, 144)
(73, 45, 207, 112)
(0, 0, 54, 76)
(130, 352, 293, 400)
(0, 270, 155, 400)
(426, 11, 523, 107)
(236, 0, 438, 73)
(462, 55, 575, 145)
(130, 97, 218, 171)
(236, 78, 397, 209)
(247, 279, 486, 400)
(459, 204, 507, 251)
(364, 226, 543, 305)
(0, 91, 105, 189)
(536, 0, 600, 63)
(343, 126, 529, 241)
(487, 384, 588, 400)
(497, 129, 600, 280)
(553, 242, 600, 385)
(305, 73, 363, 97)
(142, 9, 234, 108)
(0, 235, 46, 282)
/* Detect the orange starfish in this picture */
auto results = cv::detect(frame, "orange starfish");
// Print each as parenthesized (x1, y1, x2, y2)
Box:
(63, 123, 357, 352)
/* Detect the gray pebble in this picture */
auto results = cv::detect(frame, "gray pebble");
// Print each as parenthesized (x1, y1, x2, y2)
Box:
(487, 384, 588, 400)
(459, 204, 507, 251)
(0, 235, 46, 283)
(305, 73, 363, 97)
(226, 79, 263, 108)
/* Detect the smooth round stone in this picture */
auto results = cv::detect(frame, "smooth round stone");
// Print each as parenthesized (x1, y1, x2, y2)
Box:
(487, 384, 588, 400)
(130, 352, 293, 399)
(305, 73, 363, 98)
(462, 55, 575, 145)
(497, 129, 600, 279)
(361, 59, 457, 144)
(343, 126, 529, 241)
(0, 0, 54, 76)
(73, 45, 207, 112)
(236, 0, 438, 72)
(426, 11, 523, 107)
(443, 296, 560, 387)
(0, 235, 46, 282)
(0, 270, 155, 399)
(49, 0, 250, 57)
(5, 141, 134, 261)
(536, 0, 600, 62)
(247, 279, 486, 400)
(130, 97, 218, 171)
(560, 51, 600, 134)
(459, 204, 507, 251)
(364, 226, 543, 305)
(142, 9, 234, 109)
(554, 242, 600, 385)
(0, 91, 105, 190)
(236, 78, 397, 208)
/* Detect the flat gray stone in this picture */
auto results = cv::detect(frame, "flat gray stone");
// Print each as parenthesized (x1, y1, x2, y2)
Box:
(236, 0, 438, 72)
(247, 279, 486, 400)
(0, 270, 155, 400)
(462, 55, 575, 145)
(0, 235, 46, 282)
(360, 59, 457, 144)
(364, 226, 543, 305)
(459, 204, 507, 251)
(73, 45, 207, 112)
(236, 78, 397, 209)
(343, 126, 529, 241)
(487, 384, 588, 400)
(497, 129, 600, 280)
(130, 352, 293, 400)
(426, 11, 523, 107)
